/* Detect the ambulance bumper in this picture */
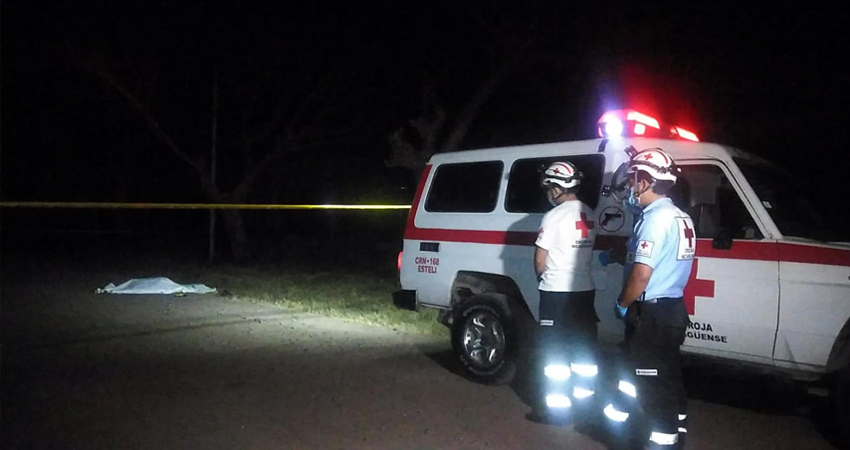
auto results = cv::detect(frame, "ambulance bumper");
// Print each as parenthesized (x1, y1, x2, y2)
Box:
(392, 290, 417, 311)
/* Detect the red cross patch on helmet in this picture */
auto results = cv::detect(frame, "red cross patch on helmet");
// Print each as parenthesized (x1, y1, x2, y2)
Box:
(627, 148, 679, 183)
(541, 161, 582, 189)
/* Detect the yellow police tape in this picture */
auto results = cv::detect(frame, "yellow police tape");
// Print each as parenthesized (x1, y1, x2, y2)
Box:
(0, 201, 411, 210)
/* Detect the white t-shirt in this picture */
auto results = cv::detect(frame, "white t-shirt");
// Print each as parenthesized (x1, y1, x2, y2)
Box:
(535, 200, 596, 292)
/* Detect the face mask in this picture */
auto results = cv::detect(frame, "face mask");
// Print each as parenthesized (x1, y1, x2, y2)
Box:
(622, 186, 643, 213)
(547, 189, 561, 207)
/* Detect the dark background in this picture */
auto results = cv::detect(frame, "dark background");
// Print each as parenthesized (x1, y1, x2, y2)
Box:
(2, 2, 847, 259)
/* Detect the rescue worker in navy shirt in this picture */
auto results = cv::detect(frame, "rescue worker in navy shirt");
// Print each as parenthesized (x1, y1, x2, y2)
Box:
(532, 161, 599, 422)
(604, 148, 694, 449)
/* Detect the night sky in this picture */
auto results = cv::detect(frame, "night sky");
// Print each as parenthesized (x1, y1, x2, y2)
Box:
(2, 2, 848, 206)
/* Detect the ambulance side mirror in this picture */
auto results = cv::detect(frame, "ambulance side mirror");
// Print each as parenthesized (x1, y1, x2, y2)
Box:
(712, 229, 733, 250)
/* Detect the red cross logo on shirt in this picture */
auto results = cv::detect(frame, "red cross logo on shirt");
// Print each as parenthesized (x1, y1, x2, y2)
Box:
(575, 213, 595, 238)
(640, 241, 649, 249)
(683, 221, 695, 247)
(683, 259, 715, 315)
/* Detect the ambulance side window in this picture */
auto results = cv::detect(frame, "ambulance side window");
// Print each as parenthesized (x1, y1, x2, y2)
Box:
(424, 161, 503, 212)
(673, 165, 763, 240)
(505, 154, 605, 213)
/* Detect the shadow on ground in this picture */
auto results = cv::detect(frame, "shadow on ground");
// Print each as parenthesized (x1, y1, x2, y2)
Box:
(681, 362, 844, 449)
(419, 343, 845, 449)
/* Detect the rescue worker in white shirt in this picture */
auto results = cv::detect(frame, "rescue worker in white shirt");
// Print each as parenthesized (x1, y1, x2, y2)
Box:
(532, 161, 599, 421)
(603, 148, 694, 449)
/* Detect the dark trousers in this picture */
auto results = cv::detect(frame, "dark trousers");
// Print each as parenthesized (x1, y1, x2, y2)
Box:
(538, 290, 599, 411)
(623, 299, 689, 445)
(539, 290, 599, 363)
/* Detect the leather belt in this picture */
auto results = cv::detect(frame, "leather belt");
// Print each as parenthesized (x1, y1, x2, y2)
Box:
(640, 297, 680, 304)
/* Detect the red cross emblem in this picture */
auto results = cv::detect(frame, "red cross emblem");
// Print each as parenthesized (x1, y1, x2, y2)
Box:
(683, 259, 715, 315)
(575, 213, 595, 238)
(683, 221, 695, 248)
(552, 163, 571, 176)
(643, 153, 654, 160)
(640, 241, 649, 249)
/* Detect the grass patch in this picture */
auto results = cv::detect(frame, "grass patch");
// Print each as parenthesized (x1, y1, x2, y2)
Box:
(6, 232, 448, 336)
(197, 264, 448, 336)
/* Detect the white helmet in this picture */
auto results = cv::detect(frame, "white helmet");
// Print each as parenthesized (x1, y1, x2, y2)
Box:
(541, 161, 582, 189)
(627, 148, 679, 183)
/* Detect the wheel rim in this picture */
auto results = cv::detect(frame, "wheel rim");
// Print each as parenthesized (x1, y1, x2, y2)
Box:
(461, 311, 506, 369)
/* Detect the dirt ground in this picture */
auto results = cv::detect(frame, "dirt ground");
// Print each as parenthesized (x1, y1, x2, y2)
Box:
(0, 254, 841, 449)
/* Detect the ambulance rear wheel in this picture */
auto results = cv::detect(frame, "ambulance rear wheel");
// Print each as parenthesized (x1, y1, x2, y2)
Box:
(451, 296, 518, 386)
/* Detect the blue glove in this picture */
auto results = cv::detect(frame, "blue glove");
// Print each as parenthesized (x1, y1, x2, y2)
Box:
(598, 250, 611, 267)
(614, 298, 628, 320)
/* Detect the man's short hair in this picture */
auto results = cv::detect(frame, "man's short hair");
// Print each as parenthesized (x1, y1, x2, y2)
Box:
(546, 184, 579, 195)
(636, 171, 675, 196)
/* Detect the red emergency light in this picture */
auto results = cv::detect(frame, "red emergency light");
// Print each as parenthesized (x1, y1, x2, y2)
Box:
(597, 109, 699, 142)
(672, 126, 699, 142)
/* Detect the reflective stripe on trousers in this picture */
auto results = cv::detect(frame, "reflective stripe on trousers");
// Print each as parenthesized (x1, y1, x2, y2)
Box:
(649, 431, 678, 446)
(603, 378, 637, 424)
(603, 403, 629, 422)
(544, 362, 598, 408)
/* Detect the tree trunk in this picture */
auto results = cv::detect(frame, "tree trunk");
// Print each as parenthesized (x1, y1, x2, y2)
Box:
(219, 209, 253, 263)
(201, 180, 253, 263)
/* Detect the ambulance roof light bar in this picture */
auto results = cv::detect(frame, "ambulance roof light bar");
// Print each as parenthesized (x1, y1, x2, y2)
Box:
(673, 126, 699, 142)
(597, 109, 699, 142)
(625, 110, 660, 129)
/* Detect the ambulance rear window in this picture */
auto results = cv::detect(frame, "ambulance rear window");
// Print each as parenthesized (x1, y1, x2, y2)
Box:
(424, 161, 503, 212)
(506, 154, 605, 213)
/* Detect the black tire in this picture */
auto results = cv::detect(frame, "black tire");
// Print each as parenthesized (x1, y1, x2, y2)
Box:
(451, 295, 521, 386)
(833, 367, 850, 448)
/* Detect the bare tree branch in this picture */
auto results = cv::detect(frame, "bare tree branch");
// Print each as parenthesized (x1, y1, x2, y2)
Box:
(283, 69, 337, 133)
(64, 30, 372, 261)
(141, 64, 160, 110)
(385, 128, 431, 174)
(442, 49, 525, 152)
(232, 124, 365, 201)
(71, 50, 208, 181)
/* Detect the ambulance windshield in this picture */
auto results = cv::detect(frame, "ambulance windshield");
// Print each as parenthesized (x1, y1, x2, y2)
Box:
(735, 159, 848, 243)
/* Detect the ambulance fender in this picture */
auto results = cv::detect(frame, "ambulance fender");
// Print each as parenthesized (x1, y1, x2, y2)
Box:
(451, 271, 529, 317)
(826, 317, 850, 374)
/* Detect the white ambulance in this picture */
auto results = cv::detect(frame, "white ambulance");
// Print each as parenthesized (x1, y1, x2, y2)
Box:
(392, 109, 850, 432)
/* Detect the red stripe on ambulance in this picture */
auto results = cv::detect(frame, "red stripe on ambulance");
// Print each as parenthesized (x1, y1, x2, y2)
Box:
(405, 165, 850, 267)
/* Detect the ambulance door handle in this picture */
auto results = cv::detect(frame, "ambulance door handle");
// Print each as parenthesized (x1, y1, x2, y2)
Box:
(420, 242, 440, 253)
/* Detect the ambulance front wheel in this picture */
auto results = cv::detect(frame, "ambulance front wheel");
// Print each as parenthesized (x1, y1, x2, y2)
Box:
(832, 366, 850, 447)
(451, 296, 520, 386)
